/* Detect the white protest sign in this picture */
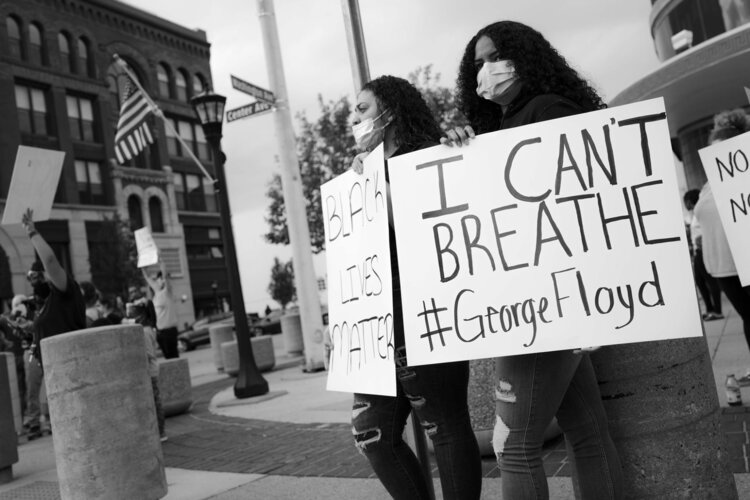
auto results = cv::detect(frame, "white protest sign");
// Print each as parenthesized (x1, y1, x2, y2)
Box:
(321, 145, 396, 396)
(698, 131, 750, 285)
(2, 146, 65, 226)
(134, 227, 159, 268)
(389, 98, 702, 366)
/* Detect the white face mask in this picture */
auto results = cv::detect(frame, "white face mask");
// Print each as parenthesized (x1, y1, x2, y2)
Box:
(476, 60, 518, 104)
(352, 111, 387, 150)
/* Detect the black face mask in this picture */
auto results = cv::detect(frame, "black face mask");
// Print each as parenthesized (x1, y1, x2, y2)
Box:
(32, 281, 51, 300)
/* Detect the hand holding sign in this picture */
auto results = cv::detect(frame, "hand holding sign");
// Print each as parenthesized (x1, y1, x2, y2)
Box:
(21, 208, 37, 237)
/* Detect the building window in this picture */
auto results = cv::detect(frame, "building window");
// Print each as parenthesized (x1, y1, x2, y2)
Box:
(178, 120, 194, 155)
(77, 37, 91, 77)
(127, 194, 143, 230)
(66, 95, 95, 142)
(167, 117, 210, 161)
(193, 73, 205, 95)
(7, 16, 22, 59)
(149, 197, 165, 233)
(208, 228, 221, 239)
(317, 278, 327, 291)
(28, 23, 44, 65)
(203, 177, 217, 212)
(58, 32, 74, 73)
(166, 119, 180, 156)
(157, 63, 170, 98)
(15, 84, 48, 135)
(186, 174, 205, 211)
(175, 70, 188, 101)
(195, 125, 211, 161)
(74, 160, 104, 204)
(173, 173, 185, 210)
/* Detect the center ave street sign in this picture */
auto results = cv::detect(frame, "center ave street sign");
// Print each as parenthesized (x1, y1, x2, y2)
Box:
(226, 101, 274, 122)
(230, 75, 275, 103)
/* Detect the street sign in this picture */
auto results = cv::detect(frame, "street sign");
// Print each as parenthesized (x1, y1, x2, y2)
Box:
(230, 75, 275, 103)
(226, 101, 274, 122)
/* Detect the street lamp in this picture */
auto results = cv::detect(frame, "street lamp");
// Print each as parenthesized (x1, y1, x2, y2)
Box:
(191, 90, 269, 398)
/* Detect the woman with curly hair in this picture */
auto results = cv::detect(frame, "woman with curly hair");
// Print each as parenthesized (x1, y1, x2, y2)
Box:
(444, 21, 623, 499)
(350, 75, 482, 500)
(694, 109, 750, 381)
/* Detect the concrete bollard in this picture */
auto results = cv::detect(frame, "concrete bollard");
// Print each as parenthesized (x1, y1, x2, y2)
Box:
(209, 324, 234, 372)
(221, 336, 276, 376)
(0, 354, 18, 484)
(157, 358, 192, 417)
(42, 325, 167, 500)
(281, 313, 304, 354)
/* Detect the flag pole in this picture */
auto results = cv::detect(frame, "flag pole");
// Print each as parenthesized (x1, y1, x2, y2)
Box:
(112, 54, 214, 182)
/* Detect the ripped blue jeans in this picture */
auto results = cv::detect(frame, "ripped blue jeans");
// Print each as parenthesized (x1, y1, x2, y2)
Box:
(493, 351, 623, 499)
(352, 347, 481, 500)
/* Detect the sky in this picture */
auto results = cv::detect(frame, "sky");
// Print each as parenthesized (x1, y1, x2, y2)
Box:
(121, 0, 662, 313)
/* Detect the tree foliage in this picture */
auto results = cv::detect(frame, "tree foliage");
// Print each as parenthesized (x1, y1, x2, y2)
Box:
(263, 66, 464, 253)
(267, 257, 296, 311)
(88, 212, 143, 299)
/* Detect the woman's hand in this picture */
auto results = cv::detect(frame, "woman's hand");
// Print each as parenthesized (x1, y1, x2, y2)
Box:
(440, 126, 476, 147)
(21, 208, 36, 236)
(351, 152, 369, 175)
(573, 346, 601, 354)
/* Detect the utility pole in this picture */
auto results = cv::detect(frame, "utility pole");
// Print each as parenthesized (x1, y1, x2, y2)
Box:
(256, 0, 325, 371)
(340, 0, 370, 92)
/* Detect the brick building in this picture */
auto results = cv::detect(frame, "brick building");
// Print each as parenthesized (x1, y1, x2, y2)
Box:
(0, 0, 232, 327)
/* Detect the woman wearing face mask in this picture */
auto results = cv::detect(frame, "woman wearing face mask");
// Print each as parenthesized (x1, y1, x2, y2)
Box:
(349, 75, 482, 500)
(444, 21, 623, 500)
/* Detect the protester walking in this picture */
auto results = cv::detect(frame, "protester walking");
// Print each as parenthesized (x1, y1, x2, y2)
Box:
(143, 257, 179, 359)
(20, 208, 86, 439)
(443, 21, 623, 499)
(350, 75, 482, 500)
(683, 189, 723, 321)
(693, 108, 750, 384)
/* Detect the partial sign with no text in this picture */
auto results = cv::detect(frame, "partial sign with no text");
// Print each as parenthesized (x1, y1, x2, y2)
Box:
(2, 146, 65, 226)
(134, 227, 159, 268)
(698, 131, 750, 285)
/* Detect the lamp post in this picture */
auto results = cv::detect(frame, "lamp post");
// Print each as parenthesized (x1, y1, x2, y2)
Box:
(191, 91, 268, 398)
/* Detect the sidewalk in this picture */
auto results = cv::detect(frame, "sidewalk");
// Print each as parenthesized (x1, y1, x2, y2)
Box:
(2, 320, 750, 499)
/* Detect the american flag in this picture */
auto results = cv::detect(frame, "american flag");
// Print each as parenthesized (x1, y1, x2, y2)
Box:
(114, 75, 154, 164)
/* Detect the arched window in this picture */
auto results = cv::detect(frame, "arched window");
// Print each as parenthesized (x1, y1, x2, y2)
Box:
(28, 23, 44, 65)
(127, 194, 143, 230)
(77, 37, 91, 77)
(157, 63, 170, 98)
(58, 32, 74, 73)
(193, 73, 205, 95)
(175, 69, 188, 101)
(149, 197, 165, 233)
(7, 16, 22, 59)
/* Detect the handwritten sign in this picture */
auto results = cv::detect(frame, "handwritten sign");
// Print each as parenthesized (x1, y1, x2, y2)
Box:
(321, 145, 396, 396)
(698, 131, 750, 285)
(134, 227, 158, 268)
(388, 98, 702, 366)
(2, 146, 65, 226)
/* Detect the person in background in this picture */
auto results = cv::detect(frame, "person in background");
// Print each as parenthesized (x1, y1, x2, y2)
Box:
(443, 21, 623, 499)
(21, 208, 86, 439)
(124, 291, 166, 442)
(683, 189, 723, 321)
(80, 281, 101, 327)
(91, 294, 124, 327)
(350, 75, 482, 500)
(143, 257, 179, 359)
(0, 295, 34, 418)
(694, 108, 750, 385)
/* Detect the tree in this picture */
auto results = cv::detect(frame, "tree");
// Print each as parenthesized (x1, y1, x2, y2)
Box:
(87, 212, 142, 299)
(267, 257, 296, 311)
(263, 67, 464, 252)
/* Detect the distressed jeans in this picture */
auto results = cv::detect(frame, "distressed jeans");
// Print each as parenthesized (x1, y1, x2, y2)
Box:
(352, 348, 481, 500)
(493, 351, 623, 500)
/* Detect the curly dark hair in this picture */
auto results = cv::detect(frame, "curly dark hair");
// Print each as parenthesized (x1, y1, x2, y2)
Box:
(456, 21, 605, 133)
(361, 75, 442, 151)
(709, 108, 749, 143)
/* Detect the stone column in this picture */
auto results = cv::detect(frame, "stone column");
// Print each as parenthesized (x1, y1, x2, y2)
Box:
(42, 325, 167, 500)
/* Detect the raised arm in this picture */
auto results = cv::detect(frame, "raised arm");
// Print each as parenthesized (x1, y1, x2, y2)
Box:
(22, 209, 67, 292)
(142, 267, 158, 292)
